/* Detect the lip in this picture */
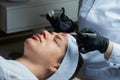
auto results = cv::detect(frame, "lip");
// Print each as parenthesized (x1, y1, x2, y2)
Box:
(32, 34, 42, 42)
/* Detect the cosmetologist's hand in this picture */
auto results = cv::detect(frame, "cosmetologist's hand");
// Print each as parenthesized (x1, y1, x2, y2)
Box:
(76, 28, 109, 53)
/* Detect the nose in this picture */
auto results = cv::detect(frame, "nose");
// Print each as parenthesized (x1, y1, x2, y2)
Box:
(41, 30, 53, 39)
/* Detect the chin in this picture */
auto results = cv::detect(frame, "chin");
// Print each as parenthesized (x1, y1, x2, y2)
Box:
(24, 38, 35, 54)
(24, 38, 35, 48)
(25, 38, 33, 44)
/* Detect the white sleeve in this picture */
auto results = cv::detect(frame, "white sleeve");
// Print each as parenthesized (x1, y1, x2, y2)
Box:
(107, 42, 120, 68)
(0, 57, 6, 80)
(0, 67, 6, 80)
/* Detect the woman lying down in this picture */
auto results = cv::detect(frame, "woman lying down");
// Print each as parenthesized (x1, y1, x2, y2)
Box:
(0, 30, 83, 80)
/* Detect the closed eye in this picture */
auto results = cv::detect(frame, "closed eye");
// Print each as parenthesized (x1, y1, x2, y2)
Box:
(54, 35, 62, 47)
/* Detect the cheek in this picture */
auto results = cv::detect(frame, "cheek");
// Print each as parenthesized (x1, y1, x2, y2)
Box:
(40, 45, 58, 60)
(46, 45, 65, 61)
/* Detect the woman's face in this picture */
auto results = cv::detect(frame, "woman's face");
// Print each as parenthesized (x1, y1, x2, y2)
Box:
(24, 30, 68, 67)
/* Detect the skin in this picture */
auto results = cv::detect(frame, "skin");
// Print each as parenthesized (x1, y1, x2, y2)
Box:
(16, 30, 68, 80)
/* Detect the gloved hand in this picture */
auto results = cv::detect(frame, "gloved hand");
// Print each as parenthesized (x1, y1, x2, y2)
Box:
(76, 28, 109, 53)
(46, 7, 78, 32)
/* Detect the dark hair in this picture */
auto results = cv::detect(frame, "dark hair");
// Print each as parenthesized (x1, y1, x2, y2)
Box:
(70, 53, 84, 79)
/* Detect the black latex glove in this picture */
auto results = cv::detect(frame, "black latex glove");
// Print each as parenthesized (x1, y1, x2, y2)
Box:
(76, 28, 109, 53)
(46, 7, 78, 32)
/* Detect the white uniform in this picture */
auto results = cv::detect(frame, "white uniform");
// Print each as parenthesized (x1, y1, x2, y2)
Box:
(0, 56, 38, 80)
(78, 0, 120, 80)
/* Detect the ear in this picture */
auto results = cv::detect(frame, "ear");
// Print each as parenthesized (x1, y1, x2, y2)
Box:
(50, 64, 60, 73)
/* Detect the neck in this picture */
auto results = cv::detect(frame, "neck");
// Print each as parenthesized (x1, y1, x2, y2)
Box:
(16, 56, 49, 79)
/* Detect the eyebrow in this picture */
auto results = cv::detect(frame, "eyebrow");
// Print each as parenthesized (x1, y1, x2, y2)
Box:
(56, 35, 62, 41)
